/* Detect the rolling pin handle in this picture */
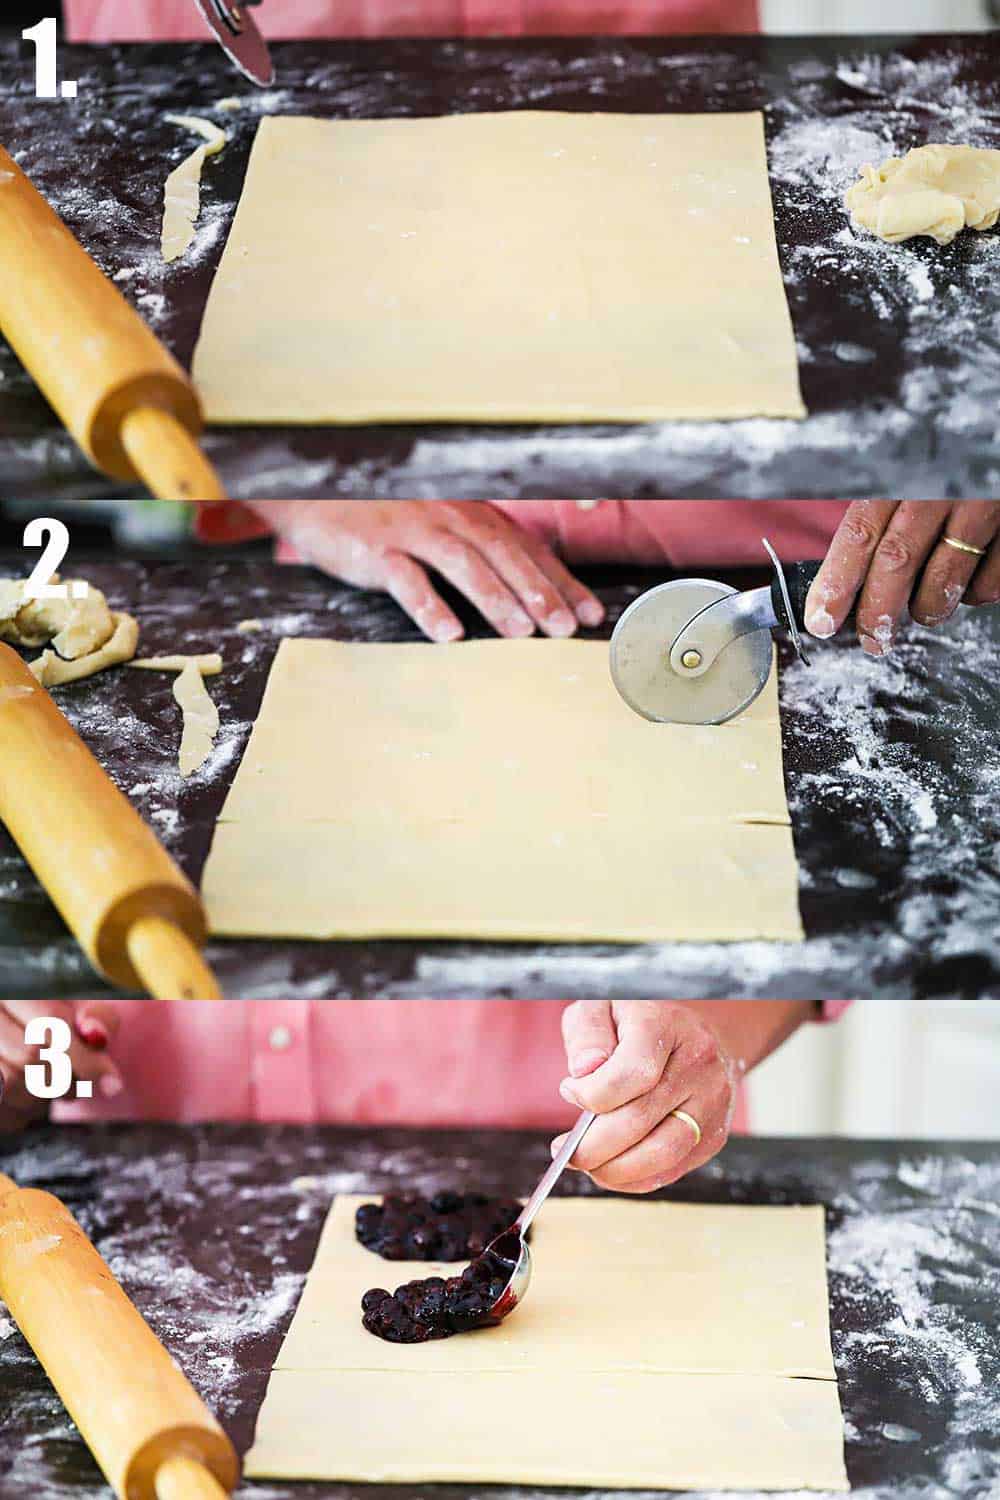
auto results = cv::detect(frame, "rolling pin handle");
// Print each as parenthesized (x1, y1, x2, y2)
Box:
(155, 1456, 232, 1500)
(125, 915, 221, 1000)
(120, 406, 227, 502)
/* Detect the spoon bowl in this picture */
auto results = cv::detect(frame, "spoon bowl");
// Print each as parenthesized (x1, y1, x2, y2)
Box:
(485, 1109, 596, 1323)
(479, 1227, 531, 1322)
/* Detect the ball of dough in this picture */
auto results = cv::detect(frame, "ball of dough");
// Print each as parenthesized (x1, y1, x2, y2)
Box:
(845, 143, 1000, 247)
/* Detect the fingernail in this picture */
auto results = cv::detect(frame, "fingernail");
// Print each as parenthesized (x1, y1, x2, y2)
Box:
(804, 604, 836, 639)
(559, 1079, 583, 1107)
(425, 613, 463, 643)
(550, 1134, 567, 1158)
(507, 611, 536, 638)
(569, 1048, 609, 1078)
(545, 609, 578, 638)
(576, 599, 605, 627)
(78, 1021, 108, 1051)
(860, 634, 889, 658)
(99, 1073, 124, 1100)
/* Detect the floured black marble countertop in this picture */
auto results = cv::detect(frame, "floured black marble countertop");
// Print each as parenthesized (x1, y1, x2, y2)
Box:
(0, 552, 997, 1000)
(1, 1127, 998, 1499)
(0, 32, 997, 500)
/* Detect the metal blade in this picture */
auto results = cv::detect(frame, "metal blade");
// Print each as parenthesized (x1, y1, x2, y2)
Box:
(609, 579, 773, 724)
(193, 0, 275, 86)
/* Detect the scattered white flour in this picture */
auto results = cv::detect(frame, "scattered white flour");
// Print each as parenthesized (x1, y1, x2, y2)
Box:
(823, 1149, 1000, 1497)
(3, 1133, 997, 1498)
(1, 42, 997, 498)
(293, 44, 1000, 500)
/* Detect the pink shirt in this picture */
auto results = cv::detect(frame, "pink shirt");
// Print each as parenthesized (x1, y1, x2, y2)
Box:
(66, 1, 759, 41)
(55, 505, 851, 1133)
(198, 500, 851, 568)
(55, 1002, 848, 1128)
(491, 501, 851, 568)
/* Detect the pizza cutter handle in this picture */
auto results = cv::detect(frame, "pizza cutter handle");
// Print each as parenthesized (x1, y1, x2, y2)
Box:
(770, 562, 858, 633)
(770, 561, 821, 633)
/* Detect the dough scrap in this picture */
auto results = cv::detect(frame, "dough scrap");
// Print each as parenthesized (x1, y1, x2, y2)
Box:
(244, 1195, 848, 1491)
(173, 660, 220, 777)
(162, 114, 227, 264)
(192, 110, 806, 425)
(201, 638, 803, 944)
(0, 578, 115, 657)
(845, 143, 1000, 245)
(0, 576, 138, 685)
(130, 653, 223, 676)
(30, 612, 140, 687)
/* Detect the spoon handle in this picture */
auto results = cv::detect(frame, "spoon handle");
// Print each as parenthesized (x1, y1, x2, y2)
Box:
(516, 1110, 597, 1236)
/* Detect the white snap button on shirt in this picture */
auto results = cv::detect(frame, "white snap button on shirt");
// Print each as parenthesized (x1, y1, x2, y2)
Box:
(269, 1025, 293, 1052)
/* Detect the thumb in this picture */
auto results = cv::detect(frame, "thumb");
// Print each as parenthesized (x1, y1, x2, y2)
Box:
(560, 1001, 616, 1081)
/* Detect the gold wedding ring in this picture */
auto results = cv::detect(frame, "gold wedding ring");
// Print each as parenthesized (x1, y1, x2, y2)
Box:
(943, 536, 987, 557)
(669, 1108, 702, 1147)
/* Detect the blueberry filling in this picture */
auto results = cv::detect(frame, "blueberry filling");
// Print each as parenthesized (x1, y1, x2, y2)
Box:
(355, 1191, 525, 1262)
(361, 1247, 515, 1344)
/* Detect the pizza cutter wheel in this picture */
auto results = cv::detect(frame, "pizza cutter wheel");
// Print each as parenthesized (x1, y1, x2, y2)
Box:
(609, 544, 819, 725)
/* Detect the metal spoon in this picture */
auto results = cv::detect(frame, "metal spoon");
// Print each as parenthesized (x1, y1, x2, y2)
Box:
(481, 1109, 597, 1322)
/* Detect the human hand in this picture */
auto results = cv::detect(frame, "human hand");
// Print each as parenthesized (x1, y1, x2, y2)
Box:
(249, 500, 605, 642)
(804, 501, 1000, 655)
(0, 1002, 123, 1133)
(550, 1001, 738, 1193)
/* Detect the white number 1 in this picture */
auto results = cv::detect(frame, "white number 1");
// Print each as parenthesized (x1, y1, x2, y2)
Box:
(22, 17, 78, 100)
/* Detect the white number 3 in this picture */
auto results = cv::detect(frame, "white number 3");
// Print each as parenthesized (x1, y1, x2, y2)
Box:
(24, 1016, 75, 1101)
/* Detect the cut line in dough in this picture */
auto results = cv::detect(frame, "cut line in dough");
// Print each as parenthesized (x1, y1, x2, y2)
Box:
(201, 637, 803, 945)
(173, 660, 220, 777)
(162, 114, 227, 264)
(245, 1194, 848, 1491)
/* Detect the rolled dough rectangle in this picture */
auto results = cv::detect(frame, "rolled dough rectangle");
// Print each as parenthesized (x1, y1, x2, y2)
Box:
(200, 638, 804, 945)
(192, 111, 806, 425)
(244, 1194, 848, 1490)
(277, 1197, 836, 1379)
(246, 1369, 849, 1491)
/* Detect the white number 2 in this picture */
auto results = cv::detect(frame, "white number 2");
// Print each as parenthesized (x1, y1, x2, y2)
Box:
(22, 517, 85, 601)
(23, 1016, 75, 1101)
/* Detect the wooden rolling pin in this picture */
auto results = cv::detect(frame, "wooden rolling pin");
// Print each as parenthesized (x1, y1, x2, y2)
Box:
(0, 1174, 239, 1500)
(0, 644, 220, 998)
(0, 145, 225, 501)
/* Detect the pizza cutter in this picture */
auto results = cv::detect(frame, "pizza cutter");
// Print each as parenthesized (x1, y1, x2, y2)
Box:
(609, 539, 819, 725)
(192, 0, 275, 85)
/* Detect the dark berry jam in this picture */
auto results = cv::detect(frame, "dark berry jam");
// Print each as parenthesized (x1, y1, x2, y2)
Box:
(355, 1191, 525, 1262)
(361, 1238, 520, 1344)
